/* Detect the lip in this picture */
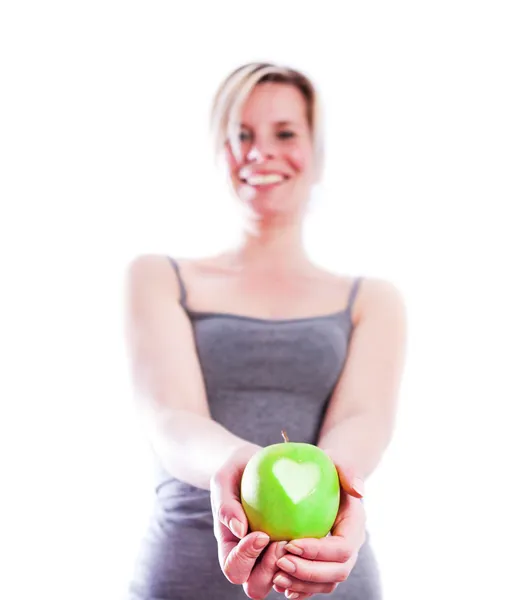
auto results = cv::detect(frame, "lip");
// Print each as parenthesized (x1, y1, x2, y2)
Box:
(244, 180, 286, 192)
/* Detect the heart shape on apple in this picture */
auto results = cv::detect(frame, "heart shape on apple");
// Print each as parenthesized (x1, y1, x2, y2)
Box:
(272, 458, 321, 504)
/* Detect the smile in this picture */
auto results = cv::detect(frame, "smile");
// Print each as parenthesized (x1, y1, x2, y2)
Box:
(241, 173, 289, 187)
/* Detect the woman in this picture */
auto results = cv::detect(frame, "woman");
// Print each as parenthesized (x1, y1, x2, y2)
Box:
(125, 62, 407, 599)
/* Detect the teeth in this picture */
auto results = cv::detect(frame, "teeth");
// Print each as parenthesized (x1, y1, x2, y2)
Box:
(246, 174, 285, 186)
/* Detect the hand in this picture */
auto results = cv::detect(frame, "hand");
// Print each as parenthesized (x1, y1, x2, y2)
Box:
(211, 444, 290, 599)
(272, 459, 366, 599)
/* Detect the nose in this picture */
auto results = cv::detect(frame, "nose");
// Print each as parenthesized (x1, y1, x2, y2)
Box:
(245, 136, 276, 163)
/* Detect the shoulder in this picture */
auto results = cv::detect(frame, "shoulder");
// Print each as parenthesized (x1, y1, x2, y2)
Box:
(357, 277, 406, 306)
(126, 253, 174, 284)
(316, 265, 406, 324)
(354, 276, 407, 327)
(125, 253, 218, 301)
(125, 254, 186, 301)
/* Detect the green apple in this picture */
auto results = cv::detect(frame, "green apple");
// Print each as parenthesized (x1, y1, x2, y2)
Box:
(240, 431, 340, 541)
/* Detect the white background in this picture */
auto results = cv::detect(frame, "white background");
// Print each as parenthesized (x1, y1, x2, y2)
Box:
(1, 1, 520, 599)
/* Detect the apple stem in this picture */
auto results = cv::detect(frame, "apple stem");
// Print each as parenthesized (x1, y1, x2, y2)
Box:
(281, 430, 289, 443)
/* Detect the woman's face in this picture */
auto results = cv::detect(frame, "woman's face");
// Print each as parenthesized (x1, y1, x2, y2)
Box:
(225, 82, 316, 220)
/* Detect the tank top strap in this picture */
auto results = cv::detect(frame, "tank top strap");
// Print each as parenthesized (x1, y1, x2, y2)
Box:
(167, 257, 188, 308)
(346, 276, 363, 314)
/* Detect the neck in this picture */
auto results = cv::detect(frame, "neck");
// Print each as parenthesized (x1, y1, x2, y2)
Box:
(227, 213, 311, 273)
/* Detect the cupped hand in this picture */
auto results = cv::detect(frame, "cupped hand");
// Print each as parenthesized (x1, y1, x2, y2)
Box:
(272, 458, 367, 599)
(211, 444, 291, 599)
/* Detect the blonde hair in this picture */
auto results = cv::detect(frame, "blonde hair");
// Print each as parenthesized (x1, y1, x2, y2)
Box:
(210, 62, 325, 180)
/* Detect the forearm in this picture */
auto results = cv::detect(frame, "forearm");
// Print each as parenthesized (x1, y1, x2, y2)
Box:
(317, 411, 394, 480)
(146, 408, 259, 490)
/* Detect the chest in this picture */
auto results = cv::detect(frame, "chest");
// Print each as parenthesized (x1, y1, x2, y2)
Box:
(191, 315, 352, 398)
(187, 270, 348, 321)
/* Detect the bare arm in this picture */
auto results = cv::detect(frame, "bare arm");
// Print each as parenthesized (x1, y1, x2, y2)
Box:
(317, 279, 408, 480)
(124, 255, 257, 490)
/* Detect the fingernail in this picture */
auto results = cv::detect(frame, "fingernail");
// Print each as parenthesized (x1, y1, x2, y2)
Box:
(287, 593, 299, 600)
(352, 477, 365, 497)
(273, 574, 292, 588)
(285, 543, 303, 555)
(254, 533, 270, 550)
(229, 518, 245, 538)
(277, 557, 296, 573)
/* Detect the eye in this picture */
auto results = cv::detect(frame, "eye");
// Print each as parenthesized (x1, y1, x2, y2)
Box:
(277, 130, 295, 140)
(239, 130, 252, 142)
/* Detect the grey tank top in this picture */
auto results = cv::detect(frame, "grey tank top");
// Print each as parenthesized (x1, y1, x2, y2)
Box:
(154, 258, 362, 520)
(128, 258, 381, 600)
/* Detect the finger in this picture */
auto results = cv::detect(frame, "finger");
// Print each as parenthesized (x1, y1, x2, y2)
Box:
(222, 531, 270, 585)
(275, 554, 351, 584)
(322, 449, 364, 498)
(272, 589, 313, 600)
(273, 570, 338, 597)
(345, 550, 359, 575)
(214, 519, 242, 572)
(213, 496, 252, 573)
(281, 496, 365, 564)
(284, 536, 352, 563)
(282, 592, 314, 600)
(213, 499, 247, 540)
(243, 541, 287, 599)
(285, 581, 337, 597)
(331, 494, 366, 545)
(338, 467, 364, 498)
(279, 551, 359, 598)
(210, 468, 249, 539)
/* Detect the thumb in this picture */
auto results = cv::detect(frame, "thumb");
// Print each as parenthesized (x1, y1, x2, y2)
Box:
(211, 444, 260, 539)
(211, 468, 249, 539)
(218, 501, 248, 539)
(323, 448, 365, 499)
(212, 480, 248, 538)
